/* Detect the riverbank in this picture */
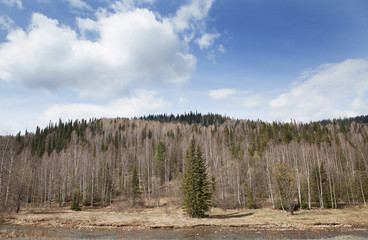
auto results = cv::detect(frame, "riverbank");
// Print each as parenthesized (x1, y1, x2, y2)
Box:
(1, 204, 367, 239)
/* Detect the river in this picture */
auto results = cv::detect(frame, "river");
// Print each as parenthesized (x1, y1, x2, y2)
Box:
(1, 225, 368, 239)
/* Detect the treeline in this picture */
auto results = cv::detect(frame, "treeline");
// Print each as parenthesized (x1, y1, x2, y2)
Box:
(139, 112, 229, 126)
(0, 113, 367, 213)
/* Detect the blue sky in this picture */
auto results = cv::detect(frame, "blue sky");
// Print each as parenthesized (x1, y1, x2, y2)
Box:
(1, 0, 368, 134)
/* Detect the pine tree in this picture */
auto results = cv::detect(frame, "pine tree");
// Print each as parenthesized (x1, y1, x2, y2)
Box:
(182, 139, 212, 218)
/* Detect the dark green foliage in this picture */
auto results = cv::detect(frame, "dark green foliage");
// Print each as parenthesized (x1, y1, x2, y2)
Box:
(141, 127, 147, 143)
(101, 140, 108, 152)
(131, 164, 141, 205)
(15, 131, 25, 154)
(148, 129, 153, 139)
(355, 158, 368, 203)
(155, 141, 166, 184)
(276, 163, 296, 215)
(300, 200, 309, 209)
(246, 188, 256, 209)
(114, 131, 120, 150)
(311, 162, 331, 208)
(141, 112, 228, 126)
(71, 190, 81, 211)
(182, 139, 212, 218)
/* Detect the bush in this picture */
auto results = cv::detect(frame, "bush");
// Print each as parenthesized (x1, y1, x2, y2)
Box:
(301, 201, 309, 209)
(71, 191, 81, 211)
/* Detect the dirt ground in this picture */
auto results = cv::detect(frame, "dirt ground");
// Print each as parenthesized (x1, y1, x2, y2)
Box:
(1, 199, 368, 238)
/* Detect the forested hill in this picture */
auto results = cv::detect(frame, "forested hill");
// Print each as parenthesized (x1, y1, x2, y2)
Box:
(0, 113, 367, 212)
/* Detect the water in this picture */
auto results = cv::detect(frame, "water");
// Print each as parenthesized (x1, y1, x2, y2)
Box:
(1, 225, 368, 239)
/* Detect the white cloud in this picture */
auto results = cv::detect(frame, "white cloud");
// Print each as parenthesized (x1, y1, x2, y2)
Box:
(209, 88, 263, 110)
(196, 32, 219, 50)
(168, 0, 214, 33)
(110, 0, 136, 12)
(0, 0, 222, 132)
(209, 88, 247, 101)
(41, 89, 171, 123)
(243, 95, 262, 108)
(0, 16, 15, 31)
(65, 0, 92, 11)
(0, 0, 221, 101)
(269, 58, 368, 122)
(0, 0, 22, 9)
(0, 9, 196, 99)
(168, 0, 223, 61)
(218, 44, 226, 54)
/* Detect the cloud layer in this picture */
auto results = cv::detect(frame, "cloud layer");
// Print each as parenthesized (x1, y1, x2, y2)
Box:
(0, 0, 22, 9)
(0, 0, 219, 100)
(0, 8, 198, 98)
(41, 89, 171, 123)
(269, 58, 368, 122)
(209, 58, 368, 122)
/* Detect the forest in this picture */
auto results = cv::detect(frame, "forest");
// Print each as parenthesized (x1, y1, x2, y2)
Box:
(0, 113, 367, 213)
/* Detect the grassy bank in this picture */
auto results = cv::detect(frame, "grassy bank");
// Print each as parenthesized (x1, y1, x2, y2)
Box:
(1, 202, 367, 234)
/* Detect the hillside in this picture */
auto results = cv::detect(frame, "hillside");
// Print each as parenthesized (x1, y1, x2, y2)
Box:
(0, 113, 367, 213)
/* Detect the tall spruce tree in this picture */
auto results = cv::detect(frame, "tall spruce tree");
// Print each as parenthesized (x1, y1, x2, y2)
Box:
(131, 164, 141, 206)
(182, 139, 212, 218)
(155, 141, 166, 184)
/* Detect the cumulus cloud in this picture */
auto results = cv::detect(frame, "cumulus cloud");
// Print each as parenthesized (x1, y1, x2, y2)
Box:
(1, 0, 22, 9)
(0, 0, 223, 131)
(0, 0, 222, 101)
(269, 58, 368, 122)
(41, 89, 171, 123)
(0, 8, 196, 99)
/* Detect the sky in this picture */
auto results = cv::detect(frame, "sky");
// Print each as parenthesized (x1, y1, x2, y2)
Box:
(0, 0, 368, 134)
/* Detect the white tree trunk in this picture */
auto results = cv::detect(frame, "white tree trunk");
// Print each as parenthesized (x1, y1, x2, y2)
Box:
(5, 150, 14, 206)
(0, 137, 10, 197)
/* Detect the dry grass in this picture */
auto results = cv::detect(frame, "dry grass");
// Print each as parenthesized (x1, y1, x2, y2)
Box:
(2, 200, 368, 235)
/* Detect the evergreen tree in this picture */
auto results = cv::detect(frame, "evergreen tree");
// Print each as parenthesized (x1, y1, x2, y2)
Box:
(182, 139, 212, 218)
(131, 164, 141, 206)
(155, 141, 166, 184)
(311, 162, 331, 208)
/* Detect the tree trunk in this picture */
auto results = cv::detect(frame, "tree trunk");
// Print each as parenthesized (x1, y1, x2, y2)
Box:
(266, 150, 275, 209)
(5, 150, 14, 206)
(0, 137, 9, 197)
(316, 152, 324, 208)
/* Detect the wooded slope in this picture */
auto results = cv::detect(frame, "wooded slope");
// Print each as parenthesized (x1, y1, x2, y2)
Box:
(0, 113, 367, 211)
